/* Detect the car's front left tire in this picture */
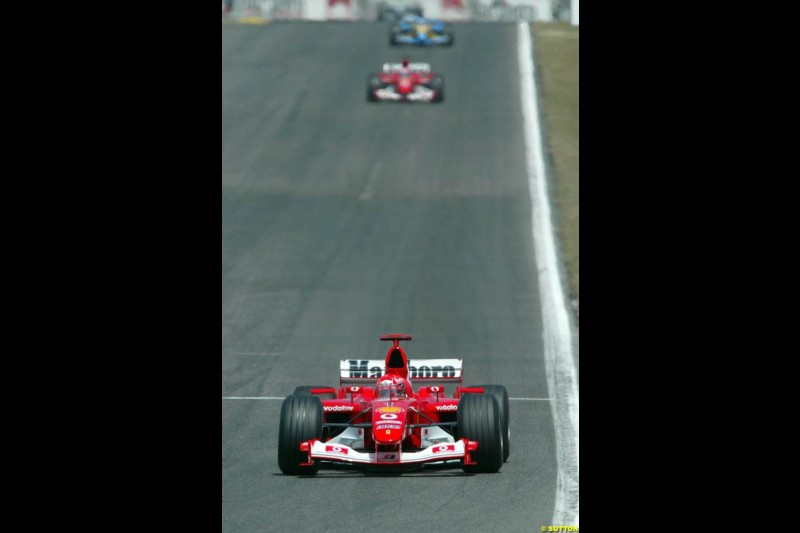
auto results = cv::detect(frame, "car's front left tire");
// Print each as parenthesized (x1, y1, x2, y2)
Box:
(466, 384, 510, 462)
(457, 393, 503, 473)
(367, 74, 382, 102)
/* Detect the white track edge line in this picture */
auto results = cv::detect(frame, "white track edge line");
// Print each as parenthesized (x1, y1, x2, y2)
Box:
(518, 21, 580, 527)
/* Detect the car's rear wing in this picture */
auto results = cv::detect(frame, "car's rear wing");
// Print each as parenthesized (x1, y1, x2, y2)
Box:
(339, 358, 463, 386)
(383, 62, 431, 73)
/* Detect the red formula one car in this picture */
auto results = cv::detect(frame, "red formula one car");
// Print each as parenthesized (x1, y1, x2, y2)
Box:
(278, 334, 509, 475)
(366, 59, 445, 103)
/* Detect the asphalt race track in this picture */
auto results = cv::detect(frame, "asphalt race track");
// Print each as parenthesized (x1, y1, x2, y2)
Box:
(223, 21, 557, 533)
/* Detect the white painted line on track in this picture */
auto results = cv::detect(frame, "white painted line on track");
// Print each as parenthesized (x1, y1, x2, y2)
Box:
(509, 398, 552, 401)
(222, 397, 553, 401)
(518, 22, 580, 527)
(229, 352, 284, 356)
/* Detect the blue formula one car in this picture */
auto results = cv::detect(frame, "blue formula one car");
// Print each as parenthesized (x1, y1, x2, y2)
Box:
(389, 15, 454, 47)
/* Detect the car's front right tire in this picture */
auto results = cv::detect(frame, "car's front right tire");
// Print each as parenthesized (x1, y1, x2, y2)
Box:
(429, 75, 445, 103)
(278, 394, 324, 475)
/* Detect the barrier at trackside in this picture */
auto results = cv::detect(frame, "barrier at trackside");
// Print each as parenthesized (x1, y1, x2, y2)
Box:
(223, 0, 562, 22)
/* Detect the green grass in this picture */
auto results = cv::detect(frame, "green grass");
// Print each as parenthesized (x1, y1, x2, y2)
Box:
(531, 22, 579, 322)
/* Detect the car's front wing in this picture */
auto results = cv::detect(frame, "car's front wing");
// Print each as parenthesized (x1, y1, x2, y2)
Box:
(396, 36, 451, 45)
(374, 88, 436, 102)
(300, 438, 478, 466)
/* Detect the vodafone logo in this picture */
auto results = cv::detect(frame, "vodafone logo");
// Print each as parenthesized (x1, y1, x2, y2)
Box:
(325, 445, 348, 454)
(434, 404, 458, 411)
(433, 444, 455, 453)
(324, 405, 355, 412)
(379, 413, 398, 420)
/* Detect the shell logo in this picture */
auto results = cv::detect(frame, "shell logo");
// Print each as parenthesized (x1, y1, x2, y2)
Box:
(377, 406, 404, 413)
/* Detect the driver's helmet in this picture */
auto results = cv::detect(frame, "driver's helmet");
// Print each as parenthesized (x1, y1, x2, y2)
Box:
(376, 376, 407, 399)
(401, 57, 410, 71)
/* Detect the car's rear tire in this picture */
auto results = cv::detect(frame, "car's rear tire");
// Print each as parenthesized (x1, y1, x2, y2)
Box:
(293, 386, 337, 400)
(278, 394, 324, 475)
(457, 393, 503, 473)
(445, 32, 454, 47)
(466, 385, 510, 462)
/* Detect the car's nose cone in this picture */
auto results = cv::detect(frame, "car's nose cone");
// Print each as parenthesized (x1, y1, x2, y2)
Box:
(372, 405, 407, 444)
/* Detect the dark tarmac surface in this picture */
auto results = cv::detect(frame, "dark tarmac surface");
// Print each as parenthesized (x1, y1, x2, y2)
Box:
(223, 21, 557, 533)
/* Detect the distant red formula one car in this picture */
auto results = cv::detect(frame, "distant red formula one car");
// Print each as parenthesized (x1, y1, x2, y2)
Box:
(366, 59, 445, 103)
(278, 334, 509, 475)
